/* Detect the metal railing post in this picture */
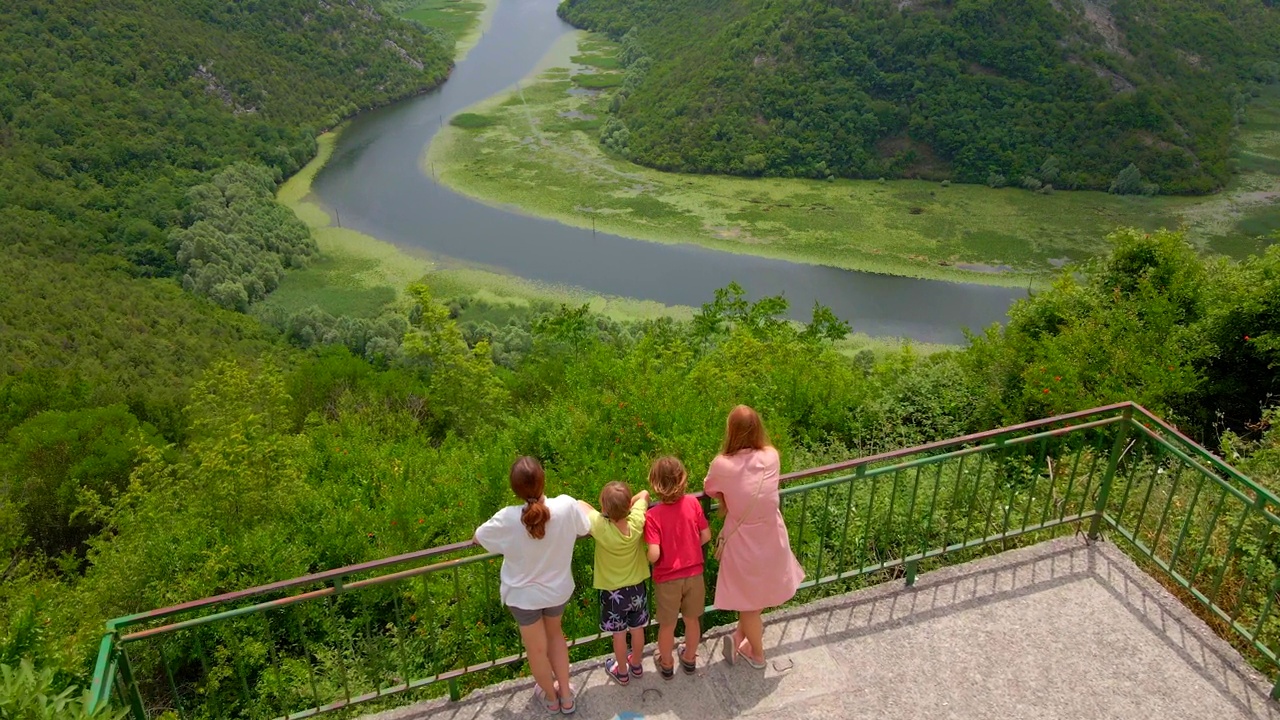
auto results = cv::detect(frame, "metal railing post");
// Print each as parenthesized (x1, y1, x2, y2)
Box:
(1089, 407, 1133, 540)
(116, 645, 147, 720)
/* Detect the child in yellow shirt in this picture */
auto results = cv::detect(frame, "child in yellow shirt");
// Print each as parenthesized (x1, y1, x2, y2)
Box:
(579, 482, 650, 685)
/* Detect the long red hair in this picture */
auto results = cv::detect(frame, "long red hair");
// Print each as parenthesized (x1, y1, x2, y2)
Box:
(510, 456, 549, 539)
(720, 405, 769, 456)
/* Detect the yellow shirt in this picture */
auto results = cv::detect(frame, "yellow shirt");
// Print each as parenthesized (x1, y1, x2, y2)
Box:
(587, 497, 650, 590)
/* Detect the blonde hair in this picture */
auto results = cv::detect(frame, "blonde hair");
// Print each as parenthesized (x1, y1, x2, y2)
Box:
(648, 456, 688, 504)
(721, 405, 769, 456)
(600, 481, 632, 521)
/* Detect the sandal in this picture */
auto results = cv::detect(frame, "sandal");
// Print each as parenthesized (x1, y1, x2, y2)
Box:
(722, 635, 766, 669)
(533, 685, 560, 713)
(657, 656, 675, 680)
(628, 654, 644, 678)
(677, 644, 697, 675)
(560, 693, 576, 716)
(558, 681, 577, 715)
(604, 657, 630, 686)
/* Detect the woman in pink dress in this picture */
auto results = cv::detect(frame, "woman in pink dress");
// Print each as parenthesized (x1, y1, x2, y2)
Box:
(704, 405, 805, 668)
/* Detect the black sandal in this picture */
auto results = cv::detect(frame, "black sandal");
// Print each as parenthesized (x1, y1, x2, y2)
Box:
(658, 658, 675, 680)
(677, 644, 697, 675)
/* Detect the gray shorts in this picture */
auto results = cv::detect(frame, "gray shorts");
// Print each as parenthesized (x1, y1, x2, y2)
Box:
(508, 603, 567, 627)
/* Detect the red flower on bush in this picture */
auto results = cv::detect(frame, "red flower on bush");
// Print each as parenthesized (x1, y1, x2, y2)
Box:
(1043, 388, 1051, 394)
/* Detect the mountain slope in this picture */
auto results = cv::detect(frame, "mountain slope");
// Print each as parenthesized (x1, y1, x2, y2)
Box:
(558, 0, 1280, 193)
(0, 0, 452, 271)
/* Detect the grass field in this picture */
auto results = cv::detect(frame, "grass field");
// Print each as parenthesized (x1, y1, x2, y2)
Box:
(396, 0, 496, 61)
(426, 33, 1280, 287)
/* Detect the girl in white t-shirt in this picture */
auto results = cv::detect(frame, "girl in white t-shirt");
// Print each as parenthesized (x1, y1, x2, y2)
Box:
(475, 456, 589, 715)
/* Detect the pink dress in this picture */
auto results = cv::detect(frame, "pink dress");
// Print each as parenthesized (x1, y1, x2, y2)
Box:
(704, 447, 805, 611)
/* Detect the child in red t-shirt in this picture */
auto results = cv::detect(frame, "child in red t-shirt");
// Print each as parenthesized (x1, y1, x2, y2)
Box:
(644, 456, 711, 679)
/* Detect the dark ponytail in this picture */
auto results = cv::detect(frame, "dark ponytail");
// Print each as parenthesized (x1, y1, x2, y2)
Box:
(510, 456, 550, 539)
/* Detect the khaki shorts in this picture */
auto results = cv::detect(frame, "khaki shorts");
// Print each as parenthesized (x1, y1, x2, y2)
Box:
(654, 573, 705, 626)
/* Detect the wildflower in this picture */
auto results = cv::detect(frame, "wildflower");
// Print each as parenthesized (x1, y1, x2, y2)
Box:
(1043, 388, 1051, 394)
(418, 518, 424, 524)
(1054, 376, 1061, 382)
(391, 520, 397, 526)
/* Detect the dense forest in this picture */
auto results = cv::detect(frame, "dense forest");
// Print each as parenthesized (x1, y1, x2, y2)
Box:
(0, 0, 452, 437)
(0, 0, 451, 276)
(4, 229, 1280, 716)
(2, 0, 1280, 716)
(559, 0, 1280, 193)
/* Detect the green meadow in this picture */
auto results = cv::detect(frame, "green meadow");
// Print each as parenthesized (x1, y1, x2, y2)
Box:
(426, 34, 1280, 287)
(396, 0, 495, 60)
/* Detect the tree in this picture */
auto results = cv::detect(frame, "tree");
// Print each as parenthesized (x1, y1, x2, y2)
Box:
(400, 284, 508, 436)
(1109, 163, 1156, 196)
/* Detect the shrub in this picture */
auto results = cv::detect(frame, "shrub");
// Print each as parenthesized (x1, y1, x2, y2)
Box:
(0, 659, 126, 719)
(1109, 163, 1158, 196)
(449, 113, 495, 129)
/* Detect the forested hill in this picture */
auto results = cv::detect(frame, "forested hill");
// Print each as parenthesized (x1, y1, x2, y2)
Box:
(558, 0, 1280, 194)
(0, 0, 451, 272)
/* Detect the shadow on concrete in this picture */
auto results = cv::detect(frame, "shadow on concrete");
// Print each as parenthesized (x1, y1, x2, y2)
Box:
(363, 538, 1278, 720)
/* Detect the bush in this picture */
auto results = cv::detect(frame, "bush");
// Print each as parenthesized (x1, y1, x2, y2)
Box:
(449, 113, 496, 129)
(987, 173, 1008, 188)
(2, 406, 158, 558)
(1109, 163, 1158, 196)
(0, 659, 125, 719)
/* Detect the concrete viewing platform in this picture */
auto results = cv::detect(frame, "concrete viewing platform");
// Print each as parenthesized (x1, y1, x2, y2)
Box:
(364, 538, 1279, 720)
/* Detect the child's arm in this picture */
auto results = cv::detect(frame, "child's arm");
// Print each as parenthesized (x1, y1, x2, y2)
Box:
(630, 490, 649, 507)
(578, 500, 596, 516)
(647, 543, 661, 564)
(699, 528, 712, 546)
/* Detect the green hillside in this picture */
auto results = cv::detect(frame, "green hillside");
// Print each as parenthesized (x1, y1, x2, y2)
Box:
(0, 0, 452, 425)
(557, 0, 1280, 194)
(0, 0, 452, 274)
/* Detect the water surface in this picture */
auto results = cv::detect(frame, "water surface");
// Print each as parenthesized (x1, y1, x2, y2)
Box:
(312, 0, 1024, 343)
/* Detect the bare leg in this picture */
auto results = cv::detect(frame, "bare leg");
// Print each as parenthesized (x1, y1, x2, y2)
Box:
(682, 615, 701, 662)
(543, 614, 573, 703)
(657, 622, 676, 670)
(736, 610, 765, 663)
(518, 619, 557, 701)
(628, 626, 646, 666)
(612, 632, 629, 670)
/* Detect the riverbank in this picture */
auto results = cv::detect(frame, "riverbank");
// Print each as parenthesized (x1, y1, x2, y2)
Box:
(269, 130, 700, 324)
(270, 132, 949, 354)
(395, 0, 498, 62)
(426, 33, 1280, 286)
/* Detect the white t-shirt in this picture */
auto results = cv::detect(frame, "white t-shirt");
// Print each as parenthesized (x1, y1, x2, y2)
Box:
(474, 494, 590, 610)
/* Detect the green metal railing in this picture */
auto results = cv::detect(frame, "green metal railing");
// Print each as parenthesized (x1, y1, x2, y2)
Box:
(85, 402, 1280, 718)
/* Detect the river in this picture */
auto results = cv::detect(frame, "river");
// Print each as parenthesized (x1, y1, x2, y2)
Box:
(311, 0, 1024, 343)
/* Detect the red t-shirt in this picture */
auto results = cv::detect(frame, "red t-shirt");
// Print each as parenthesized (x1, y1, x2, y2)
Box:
(644, 495, 709, 584)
